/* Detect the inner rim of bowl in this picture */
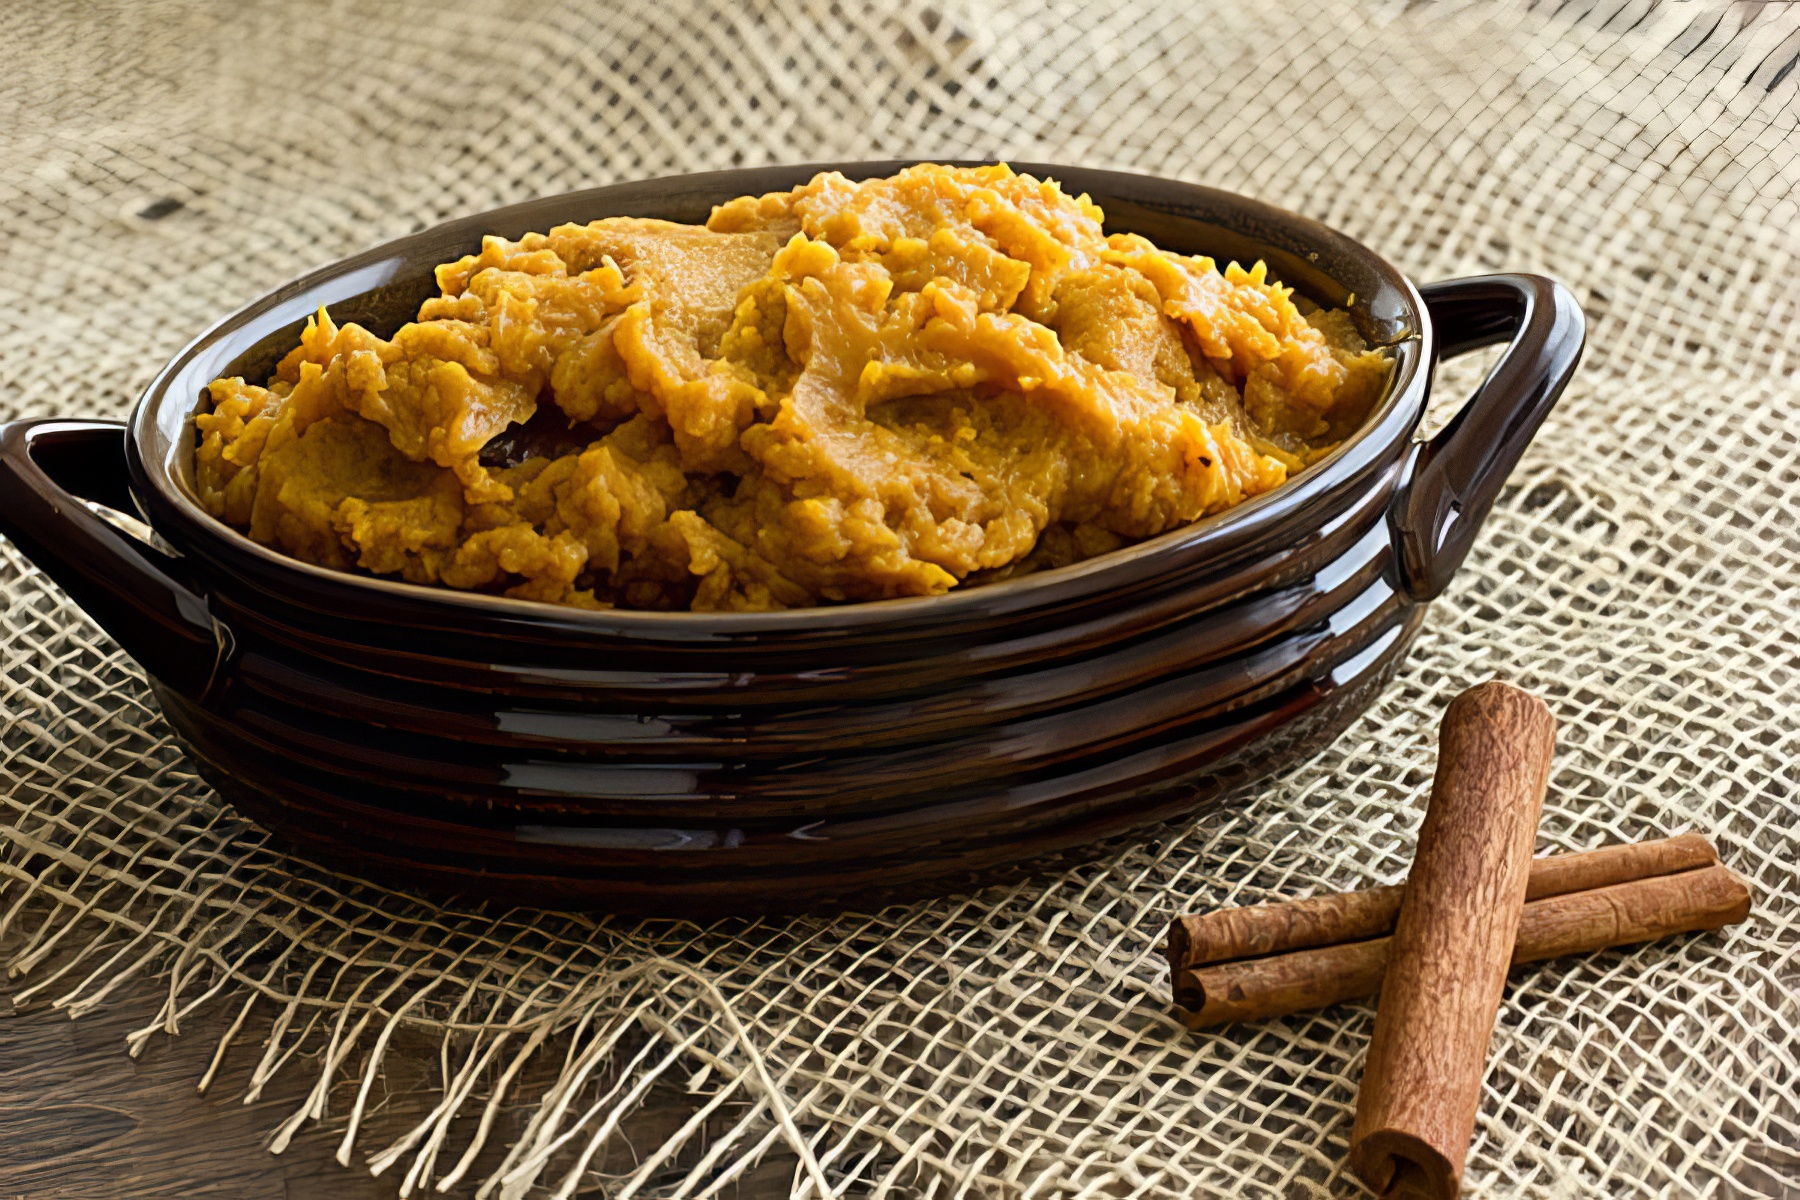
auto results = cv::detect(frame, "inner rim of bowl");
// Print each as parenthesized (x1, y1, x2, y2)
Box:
(134, 161, 1427, 630)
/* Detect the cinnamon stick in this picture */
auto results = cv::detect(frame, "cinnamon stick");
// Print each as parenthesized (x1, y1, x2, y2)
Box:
(1168, 883, 1404, 988)
(1520, 833, 1716, 902)
(1166, 832, 1718, 1009)
(1349, 680, 1555, 1200)
(1175, 861, 1750, 1028)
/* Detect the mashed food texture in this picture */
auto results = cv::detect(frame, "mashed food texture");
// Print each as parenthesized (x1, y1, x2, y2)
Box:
(196, 164, 1390, 611)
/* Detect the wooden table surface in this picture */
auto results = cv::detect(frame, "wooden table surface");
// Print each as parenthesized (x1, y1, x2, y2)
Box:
(0, 972, 795, 1199)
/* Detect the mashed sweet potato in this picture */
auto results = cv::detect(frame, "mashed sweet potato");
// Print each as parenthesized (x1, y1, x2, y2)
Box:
(196, 164, 1390, 611)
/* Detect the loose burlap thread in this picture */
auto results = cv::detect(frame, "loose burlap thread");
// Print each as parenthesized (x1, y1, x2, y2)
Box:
(3, 1, 1798, 1196)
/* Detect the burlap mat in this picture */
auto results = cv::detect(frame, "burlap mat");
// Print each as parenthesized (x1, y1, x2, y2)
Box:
(4, 1, 1797, 1195)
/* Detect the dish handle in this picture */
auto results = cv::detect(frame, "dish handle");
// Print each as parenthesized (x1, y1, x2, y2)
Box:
(1389, 273, 1586, 601)
(0, 418, 231, 700)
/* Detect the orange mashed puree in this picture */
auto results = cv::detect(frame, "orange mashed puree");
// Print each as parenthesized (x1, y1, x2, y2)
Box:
(195, 164, 1390, 611)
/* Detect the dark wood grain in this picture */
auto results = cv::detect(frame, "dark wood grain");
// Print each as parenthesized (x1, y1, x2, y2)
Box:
(0, 972, 797, 1198)
(0, 973, 395, 1200)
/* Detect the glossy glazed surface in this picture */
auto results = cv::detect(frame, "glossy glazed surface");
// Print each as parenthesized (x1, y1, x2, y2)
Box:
(0, 163, 1584, 912)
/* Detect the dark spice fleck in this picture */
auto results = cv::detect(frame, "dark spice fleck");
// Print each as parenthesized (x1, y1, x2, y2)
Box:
(137, 198, 184, 221)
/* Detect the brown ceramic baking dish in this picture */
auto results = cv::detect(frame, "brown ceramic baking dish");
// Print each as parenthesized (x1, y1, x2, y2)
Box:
(0, 162, 1583, 914)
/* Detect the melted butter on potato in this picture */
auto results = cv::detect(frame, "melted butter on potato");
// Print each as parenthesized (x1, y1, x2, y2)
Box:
(196, 164, 1391, 612)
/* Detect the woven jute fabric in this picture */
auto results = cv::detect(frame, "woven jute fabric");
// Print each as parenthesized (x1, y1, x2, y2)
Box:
(3, 1, 1797, 1196)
